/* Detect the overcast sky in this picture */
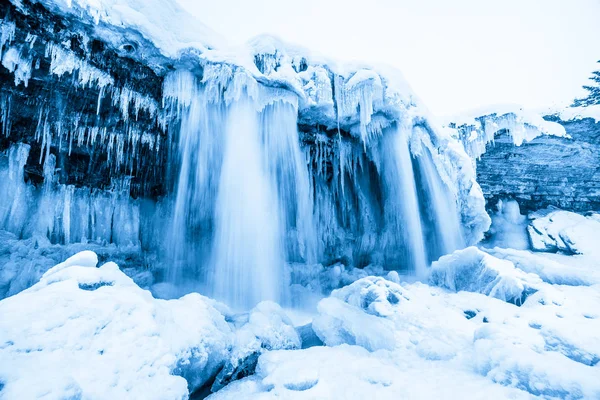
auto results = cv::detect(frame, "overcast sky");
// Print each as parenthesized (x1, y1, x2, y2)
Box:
(177, 0, 600, 116)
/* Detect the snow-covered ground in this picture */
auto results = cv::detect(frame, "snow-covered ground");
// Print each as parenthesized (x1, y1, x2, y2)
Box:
(1, 238, 599, 399)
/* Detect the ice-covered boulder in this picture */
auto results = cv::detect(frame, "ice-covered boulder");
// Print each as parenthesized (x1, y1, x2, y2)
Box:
(311, 277, 402, 351)
(212, 301, 300, 392)
(430, 246, 542, 305)
(0, 251, 232, 400)
(312, 277, 473, 357)
(528, 209, 600, 256)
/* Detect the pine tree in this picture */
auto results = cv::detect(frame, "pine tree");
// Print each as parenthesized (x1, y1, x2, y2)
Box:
(572, 61, 600, 107)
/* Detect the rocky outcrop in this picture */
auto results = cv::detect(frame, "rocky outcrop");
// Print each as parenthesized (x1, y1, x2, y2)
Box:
(476, 118, 600, 213)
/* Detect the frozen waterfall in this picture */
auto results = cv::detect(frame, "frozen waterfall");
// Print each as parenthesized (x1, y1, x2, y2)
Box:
(0, 10, 477, 307)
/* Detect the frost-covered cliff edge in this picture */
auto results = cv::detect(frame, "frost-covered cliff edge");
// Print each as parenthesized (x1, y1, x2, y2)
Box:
(447, 107, 600, 213)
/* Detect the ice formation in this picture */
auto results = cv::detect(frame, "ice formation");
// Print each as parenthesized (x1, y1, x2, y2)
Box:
(445, 106, 568, 160)
(430, 246, 542, 305)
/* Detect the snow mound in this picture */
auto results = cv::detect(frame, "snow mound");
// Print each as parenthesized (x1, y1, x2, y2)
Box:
(0, 251, 231, 399)
(312, 277, 402, 351)
(430, 246, 542, 305)
(212, 301, 300, 392)
(528, 209, 600, 256)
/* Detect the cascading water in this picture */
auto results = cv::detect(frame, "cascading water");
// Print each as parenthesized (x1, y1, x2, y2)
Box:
(0, 8, 487, 305)
(380, 124, 429, 278)
(211, 96, 284, 308)
(413, 142, 465, 262)
(166, 70, 316, 309)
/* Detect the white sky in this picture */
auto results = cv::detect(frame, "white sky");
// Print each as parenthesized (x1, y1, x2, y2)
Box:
(177, 0, 600, 116)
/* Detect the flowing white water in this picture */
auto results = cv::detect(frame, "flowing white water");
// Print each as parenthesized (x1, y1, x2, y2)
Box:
(381, 124, 429, 278)
(415, 146, 465, 259)
(211, 97, 284, 309)
(260, 101, 316, 265)
(164, 69, 466, 306)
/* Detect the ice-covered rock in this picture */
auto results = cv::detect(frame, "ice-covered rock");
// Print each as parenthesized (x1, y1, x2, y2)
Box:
(312, 277, 473, 356)
(0, 251, 232, 399)
(212, 301, 300, 392)
(430, 247, 542, 305)
(528, 209, 600, 256)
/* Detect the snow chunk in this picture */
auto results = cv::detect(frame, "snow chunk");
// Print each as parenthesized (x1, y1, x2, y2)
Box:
(212, 301, 300, 392)
(312, 277, 401, 351)
(0, 252, 231, 399)
(528, 209, 600, 256)
(430, 246, 542, 305)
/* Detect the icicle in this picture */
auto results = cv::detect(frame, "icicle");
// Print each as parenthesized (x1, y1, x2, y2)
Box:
(2, 47, 32, 87)
(45, 42, 114, 88)
(0, 19, 16, 59)
(1, 93, 12, 137)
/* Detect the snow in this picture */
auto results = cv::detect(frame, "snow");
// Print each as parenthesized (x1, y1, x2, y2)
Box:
(555, 105, 600, 123)
(0, 251, 232, 399)
(2, 237, 600, 399)
(484, 247, 600, 286)
(430, 246, 542, 305)
(215, 250, 600, 399)
(207, 345, 532, 400)
(528, 209, 600, 256)
(16, 0, 225, 59)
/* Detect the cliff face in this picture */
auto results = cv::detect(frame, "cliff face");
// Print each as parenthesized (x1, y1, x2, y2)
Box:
(476, 118, 600, 213)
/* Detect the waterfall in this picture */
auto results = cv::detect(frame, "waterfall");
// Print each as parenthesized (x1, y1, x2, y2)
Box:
(380, 124, 429, 278)
(413, 145, 465, 262)
(166, 71, 316, 309)
(211, 97, 284, 309)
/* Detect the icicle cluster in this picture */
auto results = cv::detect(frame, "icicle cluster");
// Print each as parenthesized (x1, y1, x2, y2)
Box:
(0, 143, 142, 246)
(449, 111, 568, 160)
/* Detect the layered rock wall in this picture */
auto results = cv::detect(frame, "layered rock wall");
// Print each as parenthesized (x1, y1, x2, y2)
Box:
(476, 118, 600, 212)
